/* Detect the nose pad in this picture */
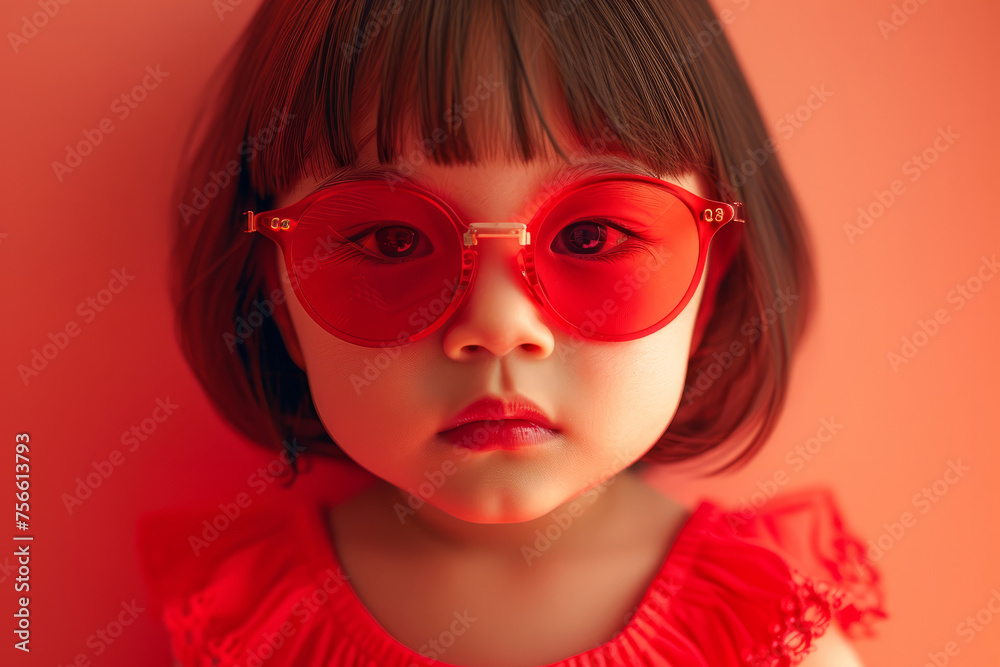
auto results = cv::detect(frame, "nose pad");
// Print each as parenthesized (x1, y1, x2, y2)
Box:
(457, 222, 540, 307)
(442, 240, 555, 358)
(458, 240, 537, 312)
(515, 248, 544, 304)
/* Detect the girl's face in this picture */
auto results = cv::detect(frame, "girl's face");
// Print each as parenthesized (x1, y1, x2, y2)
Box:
(273, 153, 711, 525)
(271, 53, 712, 524)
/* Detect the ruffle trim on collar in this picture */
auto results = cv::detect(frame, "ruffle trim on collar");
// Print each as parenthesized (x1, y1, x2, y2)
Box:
(136, 487, 886, 667)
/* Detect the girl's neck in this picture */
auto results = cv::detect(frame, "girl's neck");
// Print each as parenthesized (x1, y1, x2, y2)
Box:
(335, 470, 683, 567)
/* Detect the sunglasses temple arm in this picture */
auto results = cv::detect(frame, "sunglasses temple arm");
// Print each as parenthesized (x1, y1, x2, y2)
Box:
(732, 201, 746, 224)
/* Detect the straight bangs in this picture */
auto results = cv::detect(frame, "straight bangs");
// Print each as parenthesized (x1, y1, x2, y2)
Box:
(173, 0, 815, 479)
(235, 0, 718, 198)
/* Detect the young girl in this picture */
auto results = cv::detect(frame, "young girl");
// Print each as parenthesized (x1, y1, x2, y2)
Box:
(138, 1, 887, 665)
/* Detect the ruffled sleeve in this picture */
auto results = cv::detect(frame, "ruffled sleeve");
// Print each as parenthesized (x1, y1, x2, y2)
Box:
(134, 497, 348, 667)
(722, 486, 888, 641)
(653, 486, 888, 666)
(522, 486, 887, 667)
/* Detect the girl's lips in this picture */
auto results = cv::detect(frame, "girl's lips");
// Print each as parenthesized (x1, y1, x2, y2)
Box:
(438, 395, 559, 433)
(437, 420, 559, 451)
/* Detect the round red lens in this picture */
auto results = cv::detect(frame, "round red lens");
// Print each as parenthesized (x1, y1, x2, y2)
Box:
(532, 179, 700, 338)
(289, 182, 465, 345)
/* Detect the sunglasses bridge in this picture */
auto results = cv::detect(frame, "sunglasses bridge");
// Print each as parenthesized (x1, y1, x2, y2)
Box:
(463, 222, 530, 247)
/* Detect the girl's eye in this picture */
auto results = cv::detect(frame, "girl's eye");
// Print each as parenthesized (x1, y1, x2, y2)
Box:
(372, 225, 422, 259)
(551, 218, 647, 262)
(344, 223, 433, 262)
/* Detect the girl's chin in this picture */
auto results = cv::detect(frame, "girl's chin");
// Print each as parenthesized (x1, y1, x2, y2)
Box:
(402, 494, 572, 526)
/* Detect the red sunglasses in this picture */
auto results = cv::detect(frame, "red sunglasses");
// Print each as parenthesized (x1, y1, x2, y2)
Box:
(244, 173, 744, 347)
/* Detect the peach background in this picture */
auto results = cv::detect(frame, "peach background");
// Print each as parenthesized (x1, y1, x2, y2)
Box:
(2, 0, 998, 665)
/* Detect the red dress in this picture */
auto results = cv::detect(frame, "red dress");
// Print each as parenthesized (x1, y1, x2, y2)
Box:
(135, 487, 887, 666)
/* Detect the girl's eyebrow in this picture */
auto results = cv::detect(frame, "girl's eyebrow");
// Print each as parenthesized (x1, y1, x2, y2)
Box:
(536, 158, 662, 191)
(305, 157, 662, 200)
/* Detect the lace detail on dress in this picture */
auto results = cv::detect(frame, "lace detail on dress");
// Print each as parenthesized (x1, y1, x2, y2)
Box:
(163, 590, 241, 667)
(743, 570, 845, 667)
(824, 523, 887, 638)
(726, 487, 889, 643)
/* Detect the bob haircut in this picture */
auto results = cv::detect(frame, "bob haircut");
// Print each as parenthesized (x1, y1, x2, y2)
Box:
(171, 0, 815, 481)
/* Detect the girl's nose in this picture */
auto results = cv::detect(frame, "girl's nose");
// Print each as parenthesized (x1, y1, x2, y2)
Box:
(440, 238, 556, 360)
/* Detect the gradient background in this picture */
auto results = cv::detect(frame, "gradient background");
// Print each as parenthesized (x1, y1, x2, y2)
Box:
(2, 0, 998, 665)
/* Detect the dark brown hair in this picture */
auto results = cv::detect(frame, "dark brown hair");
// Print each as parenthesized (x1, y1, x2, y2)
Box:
(170, 0, 815, 480)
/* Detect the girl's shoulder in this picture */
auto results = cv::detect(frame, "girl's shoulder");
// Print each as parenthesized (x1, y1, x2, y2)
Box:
(135, 486, 887, 667)
(135, 493, 349, 666)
